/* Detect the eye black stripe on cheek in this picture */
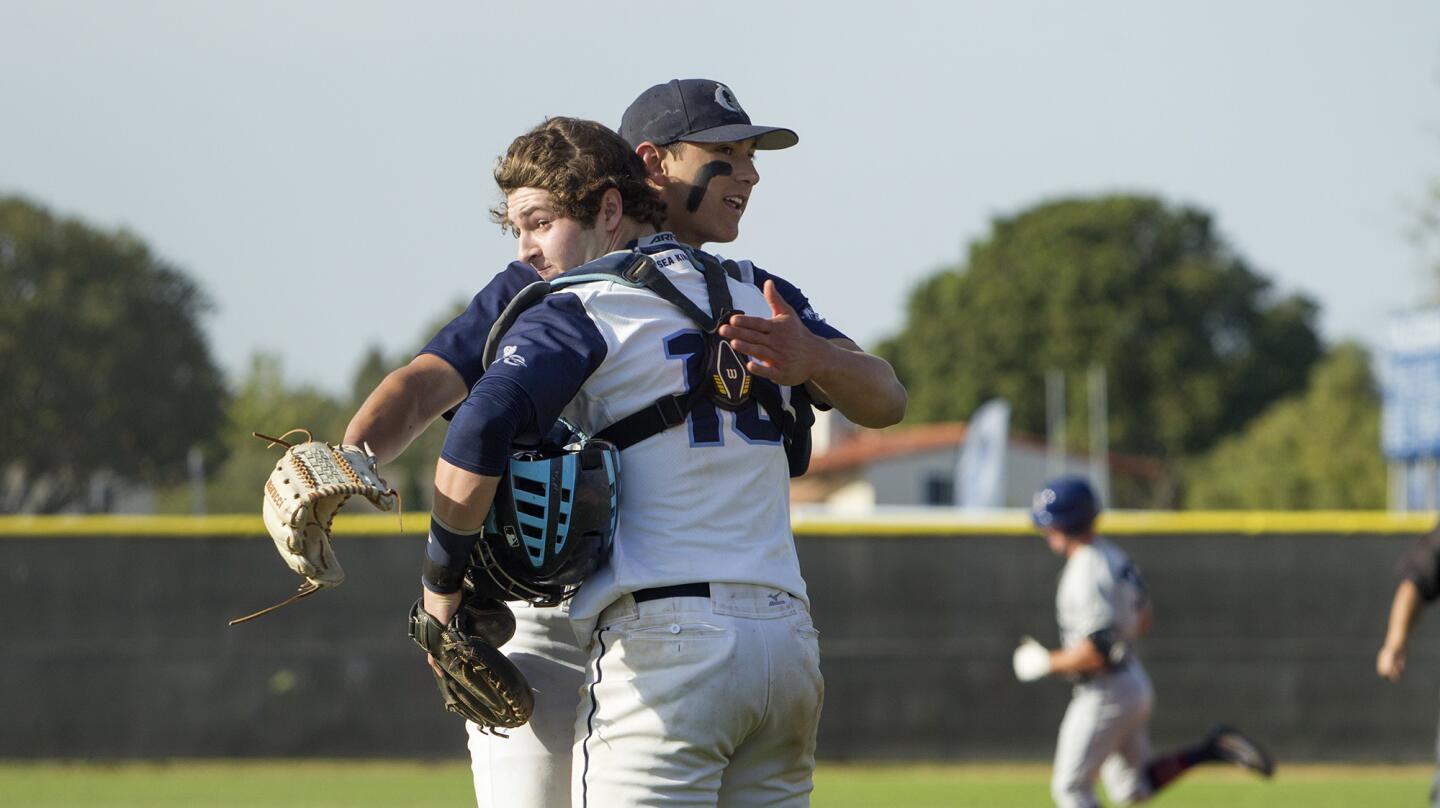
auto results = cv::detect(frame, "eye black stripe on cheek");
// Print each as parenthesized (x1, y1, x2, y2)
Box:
(684, 161, 735, 213)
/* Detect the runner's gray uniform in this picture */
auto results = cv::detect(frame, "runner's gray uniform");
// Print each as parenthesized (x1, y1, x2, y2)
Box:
(1051, 536, 1153, 808)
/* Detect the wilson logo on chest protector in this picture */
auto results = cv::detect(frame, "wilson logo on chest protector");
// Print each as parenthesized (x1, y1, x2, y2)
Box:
(482, 246, 816, 476)
(711, 341, 752, 409)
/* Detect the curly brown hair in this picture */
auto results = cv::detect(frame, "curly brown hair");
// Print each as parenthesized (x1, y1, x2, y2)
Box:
(490, 117, 666, 232)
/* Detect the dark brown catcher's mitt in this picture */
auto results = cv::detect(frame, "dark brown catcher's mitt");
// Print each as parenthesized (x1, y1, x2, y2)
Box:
(407, 597, 534, 734)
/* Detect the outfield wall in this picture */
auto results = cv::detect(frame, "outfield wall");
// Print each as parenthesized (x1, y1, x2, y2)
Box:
(1, 512, 1437, 763)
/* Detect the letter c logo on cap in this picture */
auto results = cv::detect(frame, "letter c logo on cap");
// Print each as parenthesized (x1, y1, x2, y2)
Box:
(714, 84, 743, 115)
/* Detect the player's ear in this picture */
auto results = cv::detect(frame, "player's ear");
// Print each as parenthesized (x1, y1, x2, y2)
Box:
(598, 187, 624, 233)
(635, 142, 667, 186)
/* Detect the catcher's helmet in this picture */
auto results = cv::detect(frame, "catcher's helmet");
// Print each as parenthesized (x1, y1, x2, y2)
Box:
(468, 432, 620, 606)
(1031, 476, 1100, 533)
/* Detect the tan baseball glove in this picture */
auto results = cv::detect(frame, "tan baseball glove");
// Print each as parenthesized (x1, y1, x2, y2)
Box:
(232, 429, 398, 625)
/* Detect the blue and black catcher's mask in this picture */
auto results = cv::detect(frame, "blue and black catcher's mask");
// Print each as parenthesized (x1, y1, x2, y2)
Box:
(468, 433, 620, 605)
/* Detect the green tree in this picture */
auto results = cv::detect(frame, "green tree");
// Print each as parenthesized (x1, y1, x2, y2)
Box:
(878, 195, 1322, 460)
(157, 300, 470, 515)
(1182, 343, 1384, 509)
(341, 301, 472, 512)
(0, 195, 227, 513)
(166, 354, 349, 514)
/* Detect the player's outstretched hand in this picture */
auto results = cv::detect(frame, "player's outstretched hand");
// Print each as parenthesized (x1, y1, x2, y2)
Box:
(1377, 643, 1407, 682)
(718, 280, 831, 387)
(1012, 636, 1052, 682)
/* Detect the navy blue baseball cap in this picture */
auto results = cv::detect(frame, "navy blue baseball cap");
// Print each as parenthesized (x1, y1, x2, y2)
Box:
(1031, 476, 1101, 532)
(620, 79, 798, 151)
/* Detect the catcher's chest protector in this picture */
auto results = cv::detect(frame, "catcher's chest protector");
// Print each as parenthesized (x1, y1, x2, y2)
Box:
(483, 247, 812, 473)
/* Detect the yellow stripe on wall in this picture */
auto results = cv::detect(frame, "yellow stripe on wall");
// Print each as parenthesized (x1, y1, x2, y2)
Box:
(1099, 510, 1437, 535)
(0, 513, 415, 538)
(0, 511, 1434, 538)
(789, 510, 1439, 536)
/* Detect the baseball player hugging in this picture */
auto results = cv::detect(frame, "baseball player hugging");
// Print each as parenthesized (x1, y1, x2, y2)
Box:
(1014, 476, 1275, 808)
(419, 102, 906, 805)
(253, 81, 907, 808)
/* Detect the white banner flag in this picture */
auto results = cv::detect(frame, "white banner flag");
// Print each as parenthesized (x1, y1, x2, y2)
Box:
(956, 398, 1010, 509)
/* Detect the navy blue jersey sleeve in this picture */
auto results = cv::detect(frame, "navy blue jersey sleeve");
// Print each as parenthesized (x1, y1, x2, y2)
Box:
(749, 265, 849, 342)
(440, 293, 606, 475)
(418, 262, 542, 390)
(440, 375, 537, 476)
(1401, 525, 1440, 601)
(484, 293, 609, 426)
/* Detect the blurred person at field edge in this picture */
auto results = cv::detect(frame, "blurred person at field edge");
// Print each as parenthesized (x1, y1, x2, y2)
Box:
(1377, 521, 1440, 807)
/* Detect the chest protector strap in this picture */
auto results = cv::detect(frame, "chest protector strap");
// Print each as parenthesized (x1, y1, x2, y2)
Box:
(483, 249, 812, 475)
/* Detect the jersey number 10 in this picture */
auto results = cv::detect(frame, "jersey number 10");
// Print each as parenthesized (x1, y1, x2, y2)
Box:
(666, 331, 783, 447)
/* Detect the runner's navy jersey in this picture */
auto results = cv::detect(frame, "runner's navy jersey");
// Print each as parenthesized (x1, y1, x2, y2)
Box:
(443, 235, 829, 642)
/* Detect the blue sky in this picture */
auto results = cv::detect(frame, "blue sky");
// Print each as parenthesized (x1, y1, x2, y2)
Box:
(3, 1, 1438, 393)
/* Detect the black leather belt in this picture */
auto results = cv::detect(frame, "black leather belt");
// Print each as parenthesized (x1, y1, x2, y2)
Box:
(632, 583, 710, 603)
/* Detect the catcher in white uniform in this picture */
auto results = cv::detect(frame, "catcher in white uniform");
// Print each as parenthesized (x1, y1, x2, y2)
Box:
(421, 113, 904, 805)
(1013, 476, 1275, 808)
(343, 80, 878, 806)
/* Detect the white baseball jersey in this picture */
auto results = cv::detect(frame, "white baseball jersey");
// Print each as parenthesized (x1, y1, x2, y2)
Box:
(1056, 536, 1148, 653)
(426, 234, 845, 808)
(450, 236, 827, 806)
(472, 235, 810, 644)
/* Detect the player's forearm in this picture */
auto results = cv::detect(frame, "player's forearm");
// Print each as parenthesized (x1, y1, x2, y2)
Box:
(1047, 639, 1108, 677)
(805, 339, 907, 429)
(421, 460, 501, 624)
(344, 390, 427, 465)
(1383, 579, 1423, 651)
(433, 459, 501, 532)
(344, 356, 467, 465)
(422, 587, 464, 626)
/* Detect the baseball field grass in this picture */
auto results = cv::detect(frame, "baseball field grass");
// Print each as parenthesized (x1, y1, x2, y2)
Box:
(0, 760, 1428, 807)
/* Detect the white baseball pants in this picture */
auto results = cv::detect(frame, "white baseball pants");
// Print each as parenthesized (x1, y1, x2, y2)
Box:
(574, 583, 824, 808)
(466, 602, 588, 808)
